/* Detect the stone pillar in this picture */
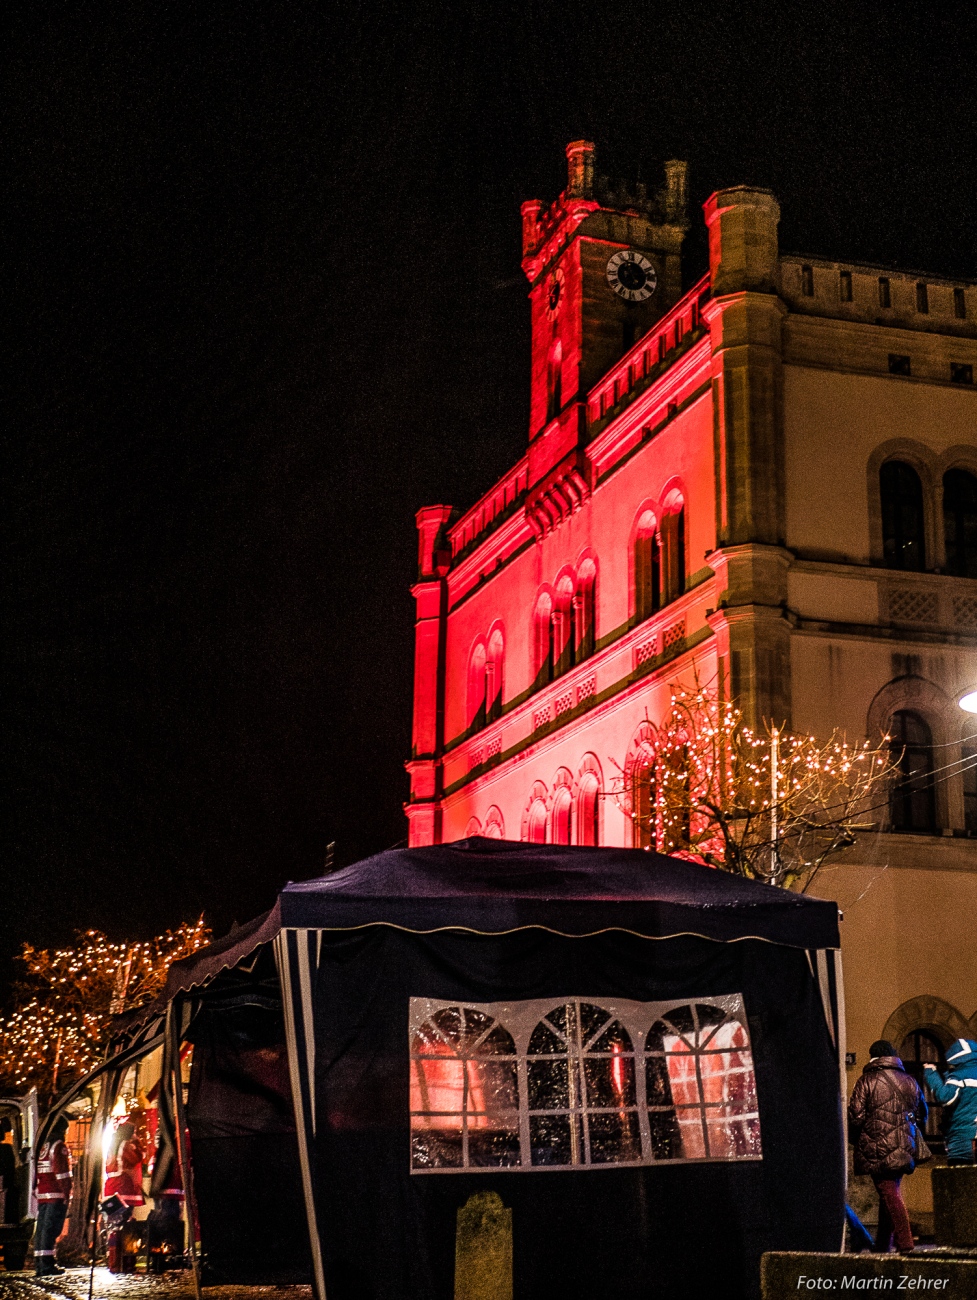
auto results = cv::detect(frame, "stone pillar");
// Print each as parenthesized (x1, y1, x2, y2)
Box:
(565, 140, 595, 199)
(454, 1192, 513, 1300)
(702, 187, 791, 729)
(406, 505, 452, 846)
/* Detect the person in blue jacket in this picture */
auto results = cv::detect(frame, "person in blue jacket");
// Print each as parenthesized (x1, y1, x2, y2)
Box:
(924, 1038, 977, 1164)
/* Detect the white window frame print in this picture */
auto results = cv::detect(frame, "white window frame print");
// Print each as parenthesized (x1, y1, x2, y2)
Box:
(409, 993, 762, 1174)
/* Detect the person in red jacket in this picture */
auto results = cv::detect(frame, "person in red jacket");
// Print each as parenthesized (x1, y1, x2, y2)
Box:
(34, 1115, 72, 1277)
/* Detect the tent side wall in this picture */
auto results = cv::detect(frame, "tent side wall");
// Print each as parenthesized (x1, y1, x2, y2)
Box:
(283, 924, 844, 1300)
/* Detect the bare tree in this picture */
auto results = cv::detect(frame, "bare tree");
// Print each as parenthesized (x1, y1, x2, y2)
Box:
(614, 677, 898, 890)
(0, 919, 210, 1103)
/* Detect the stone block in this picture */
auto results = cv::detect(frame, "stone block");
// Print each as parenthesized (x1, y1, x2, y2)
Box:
(454, 1191, 512, 1300)
(933, 1165, 977, 1247)
(762, 1250, 977, 1298)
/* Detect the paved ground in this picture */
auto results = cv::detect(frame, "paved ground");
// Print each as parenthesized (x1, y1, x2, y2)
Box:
(0, 1270, 312, 1300)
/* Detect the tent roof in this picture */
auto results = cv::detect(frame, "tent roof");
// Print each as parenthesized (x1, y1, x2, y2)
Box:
(280, 838, 839, 949)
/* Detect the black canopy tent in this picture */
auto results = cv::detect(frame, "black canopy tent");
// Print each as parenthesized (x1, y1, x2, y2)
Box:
(45, 839, 846, 1299)
(275, 838, 846, 1300)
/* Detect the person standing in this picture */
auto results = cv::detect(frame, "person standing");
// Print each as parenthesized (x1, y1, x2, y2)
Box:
(34, 1115, 72, 1277)
(848, 1039, 926, 1255)
(924, 1038, 977, 1165)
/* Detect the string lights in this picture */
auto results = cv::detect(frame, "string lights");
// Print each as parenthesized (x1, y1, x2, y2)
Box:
(0, 919, 210, 1101)
(614, 674, 900, 890)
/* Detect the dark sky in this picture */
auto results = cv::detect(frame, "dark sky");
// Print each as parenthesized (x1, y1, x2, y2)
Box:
(4, 2, 976, 975)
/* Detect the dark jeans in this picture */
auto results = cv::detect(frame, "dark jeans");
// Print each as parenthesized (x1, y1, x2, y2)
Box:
(34, 1199, 67, 1273)
(873, 1174, 914, 1253)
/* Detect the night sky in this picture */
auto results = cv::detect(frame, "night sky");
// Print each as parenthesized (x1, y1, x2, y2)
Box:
(5, 2, 976, 978)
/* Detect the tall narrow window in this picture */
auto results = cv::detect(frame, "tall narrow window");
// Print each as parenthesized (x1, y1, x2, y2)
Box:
(486, 629, 505, 721)
(546, 339, 562, 423)
(553, 578, 575, 678)
(577, 775, 599, 846)
(633, 512, 660, 623)
(659, 500, 685, 606)
(943, 469, 977, 578)
(839, 270, 853, 302)
(533, 594, 554, 689)
(962, 744, 977, 832)
(801, 265, 814, 296)
(575, 561, 597, 662)
(953, 287, 967, 320)
(467, 643, 487, 731)
(881, 461, 926, 571)
(552, 788, 572, 846)
(879, 277, 891, 309)
(526, 799, 548, 844)
(888, 711, 936, 832)
(916, 282, 929, 314)
(632, 750, 656, 849)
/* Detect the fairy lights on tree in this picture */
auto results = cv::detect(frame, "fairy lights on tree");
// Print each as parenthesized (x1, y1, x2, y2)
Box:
(0, 919, 210, 1102)
(615, 675, 899, 890)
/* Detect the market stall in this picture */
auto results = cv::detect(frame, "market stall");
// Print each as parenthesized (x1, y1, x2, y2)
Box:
(41, 838, 845, 1299)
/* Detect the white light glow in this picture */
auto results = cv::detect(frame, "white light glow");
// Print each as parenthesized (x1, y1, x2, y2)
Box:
(960, 691, 977, 714)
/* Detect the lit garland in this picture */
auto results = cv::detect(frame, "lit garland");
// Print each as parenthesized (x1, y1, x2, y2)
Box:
(614, 675, 899, 889)
(0, 918, 211, 1100)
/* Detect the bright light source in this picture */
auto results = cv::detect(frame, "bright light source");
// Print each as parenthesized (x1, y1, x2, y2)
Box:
(959, 691, 977, 714)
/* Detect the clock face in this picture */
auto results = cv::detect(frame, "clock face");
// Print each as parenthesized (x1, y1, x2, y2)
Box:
(606, 250, 657, 302)
(546, 268, 564, 317)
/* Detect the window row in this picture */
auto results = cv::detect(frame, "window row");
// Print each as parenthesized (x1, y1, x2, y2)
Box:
(882, 462, 977, 577)
(520, 762, 603, 846)
(467, 498, 689, 734)
(532, 559, 598, 689)
(887, 354, 973, 384)
(800, 266, 968, 320)
(409, 995, 761, 1172)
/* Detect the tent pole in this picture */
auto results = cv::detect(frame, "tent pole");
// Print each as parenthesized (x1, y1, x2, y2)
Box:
(274, 930, 328, 1300)
(169, 999, 203, 1300)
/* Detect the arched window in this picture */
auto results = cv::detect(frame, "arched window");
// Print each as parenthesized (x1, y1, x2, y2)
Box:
(645, 1002, 761, 1161)
(527, 1001, 639, 1166)
(659, 495, 686, 606)
(467, 642, 487, 730)
(899, 1029, 948, 1154)
(526, 799, 547, 844)
(410, 1006, 520, 1169)
(483, 807, 505, 839)
(486, 628, 504, 721)
(533, 593, 554, 689)
(888, 710, 936, 832)
(552, 786, 572, 846)
(576, 774, 600, 846)
(632, 747, 657, 849)
(553, 577, 575, 678)
(465, 817, 482, 838)
(546, 338, 563, 422)
(634, 510, 660, 623)
(881, 461, 926, 571)
(943, 468, 977, 578)
(574, 560, 597, 662)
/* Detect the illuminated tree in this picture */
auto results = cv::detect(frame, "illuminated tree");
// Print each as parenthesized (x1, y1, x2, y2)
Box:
(616, 677, 899, 890)
(0, 919, 210, 1102)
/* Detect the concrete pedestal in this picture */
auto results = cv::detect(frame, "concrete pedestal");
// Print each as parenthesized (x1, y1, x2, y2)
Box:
(762, 1251, 977, 1298)
(933, 1165, 977, 1247)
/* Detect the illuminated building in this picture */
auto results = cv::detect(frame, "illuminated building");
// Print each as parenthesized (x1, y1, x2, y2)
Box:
(407, 142, 977, 1210)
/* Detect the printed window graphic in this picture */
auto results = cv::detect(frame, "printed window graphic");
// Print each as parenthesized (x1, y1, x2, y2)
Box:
(409, 994, 761, 1173)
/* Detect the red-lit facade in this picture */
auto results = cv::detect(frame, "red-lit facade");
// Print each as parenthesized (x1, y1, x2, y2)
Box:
(407, 150, 977, 1221)
(406, 140, 764, 849)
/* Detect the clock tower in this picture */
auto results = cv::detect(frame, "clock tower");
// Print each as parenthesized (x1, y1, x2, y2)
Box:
(521, 141, 689, 491)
